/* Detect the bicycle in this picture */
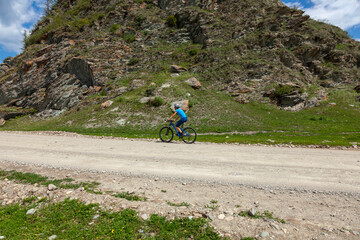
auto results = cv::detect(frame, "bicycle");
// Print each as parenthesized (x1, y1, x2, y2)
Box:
(159, 120, 197, 144)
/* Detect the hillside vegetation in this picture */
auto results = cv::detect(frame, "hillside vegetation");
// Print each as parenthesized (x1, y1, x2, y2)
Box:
(0, 0, 360, 146)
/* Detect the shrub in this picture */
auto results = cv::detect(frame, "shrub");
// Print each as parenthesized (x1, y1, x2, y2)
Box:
(110, 24, 120, 33)
(134, 15, 146, 28)
(188, 49, 198, 56)
(148, 97, 164, 107)
(123, 33, 136, 43)
(145, 85, 156, 96)
(166, 15, 177, 27)
(70, 17, 90, 31)
(68, 0, 91, 16)
(128, 58, 140, 66)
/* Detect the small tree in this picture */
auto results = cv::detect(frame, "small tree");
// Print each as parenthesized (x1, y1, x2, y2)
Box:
(43, 0, 57, 16)
(22, 29, 28, 51)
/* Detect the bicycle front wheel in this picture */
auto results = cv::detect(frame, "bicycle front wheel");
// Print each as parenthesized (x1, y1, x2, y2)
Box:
(181, 127, 197, 144)
(159, 127, 174, 143)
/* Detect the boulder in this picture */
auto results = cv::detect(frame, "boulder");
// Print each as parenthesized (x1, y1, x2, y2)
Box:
(185, 77, 201, 89)
(0, 118, 5, 126)
(278, 92, 308, 108)
(170, 65, 187, 73)
(130, 79, 145, 89)
(248, 208, 256, 217)
(64, 58, 94, 87)
(101, 100, 113, 108)
(48, 184, 58, 191)
(140, 97, 151, 103)
(170, 100, 189, 112)
(26, 208, 36, 215)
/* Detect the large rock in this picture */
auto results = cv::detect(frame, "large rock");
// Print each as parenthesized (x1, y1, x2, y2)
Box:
(130, 79, 145, 89)
(262, 84, 324, 111)
(185, 77, 201, 89)
(170, 65, 187, 73)
(277, 92, 308, 108)
(170, 100, 189, 112)
(65, 58, 94, 87)
(26, 208, 36, 215)
(0, 118, 5, 126)
(101, 100, 113, 108)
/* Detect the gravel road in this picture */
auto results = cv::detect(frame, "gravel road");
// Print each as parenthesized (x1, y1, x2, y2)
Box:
(1, 131, 359, 193)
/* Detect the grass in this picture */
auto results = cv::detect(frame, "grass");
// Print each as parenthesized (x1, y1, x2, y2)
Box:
(0, 198, 226, 239)
(205, 200, 219, 210)
(239, 210, 286, 224)
(1, 169, 152, 202)
(113, 192, 147, 202)
(0, 169, 100, 194)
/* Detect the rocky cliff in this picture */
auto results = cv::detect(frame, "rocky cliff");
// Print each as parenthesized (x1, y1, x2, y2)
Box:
(0, 0, 359, 120)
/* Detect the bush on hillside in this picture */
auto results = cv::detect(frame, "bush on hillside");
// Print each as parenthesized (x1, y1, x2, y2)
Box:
(166, 15, 177, 27)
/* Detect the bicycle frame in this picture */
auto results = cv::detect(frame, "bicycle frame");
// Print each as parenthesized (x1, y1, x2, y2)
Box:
(169, 121, 183, 136)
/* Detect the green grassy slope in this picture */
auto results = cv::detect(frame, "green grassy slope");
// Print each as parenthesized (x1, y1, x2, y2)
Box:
(2, 79, 359, 146)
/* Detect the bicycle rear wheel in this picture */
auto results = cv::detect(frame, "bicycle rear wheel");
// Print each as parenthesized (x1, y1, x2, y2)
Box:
(159, 127, 174, 143)
(181, 127, 197, 144)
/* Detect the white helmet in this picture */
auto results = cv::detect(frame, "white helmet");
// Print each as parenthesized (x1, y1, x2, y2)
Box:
(174, 103, 180, 109)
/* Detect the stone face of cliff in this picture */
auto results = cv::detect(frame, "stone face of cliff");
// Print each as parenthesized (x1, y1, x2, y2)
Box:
(0, 0, 359, 118)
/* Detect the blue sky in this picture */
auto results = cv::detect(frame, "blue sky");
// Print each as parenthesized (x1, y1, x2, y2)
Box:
(1, 0, 360, 63)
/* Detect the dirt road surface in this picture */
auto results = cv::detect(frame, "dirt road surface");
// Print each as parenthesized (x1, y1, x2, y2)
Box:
(1, 131, 360, 239)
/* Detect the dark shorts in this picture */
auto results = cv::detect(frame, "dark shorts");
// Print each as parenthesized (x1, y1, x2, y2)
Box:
(176, 117, 187, 127)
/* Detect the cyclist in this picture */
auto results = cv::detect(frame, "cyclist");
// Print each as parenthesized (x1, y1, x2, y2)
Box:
(167, 103, 187, 136)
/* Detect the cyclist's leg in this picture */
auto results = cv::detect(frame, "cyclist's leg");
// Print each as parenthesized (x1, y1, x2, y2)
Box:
(176, 119, 186, 134)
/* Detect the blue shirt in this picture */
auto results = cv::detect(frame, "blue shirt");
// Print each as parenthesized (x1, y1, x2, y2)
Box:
(176, 109, 187, 119)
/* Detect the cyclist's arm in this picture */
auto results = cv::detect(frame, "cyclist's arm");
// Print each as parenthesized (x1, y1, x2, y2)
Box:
(167, 112, 177, 121)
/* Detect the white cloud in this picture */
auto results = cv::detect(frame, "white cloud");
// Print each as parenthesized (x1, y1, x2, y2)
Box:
(0, 0, 44, 53)
(303, 0, 360, 30)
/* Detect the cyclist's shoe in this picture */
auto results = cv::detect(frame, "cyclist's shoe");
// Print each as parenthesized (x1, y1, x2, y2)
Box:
(178, 132, 183, 137)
